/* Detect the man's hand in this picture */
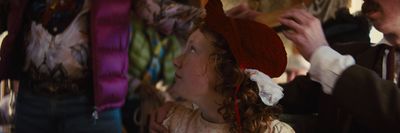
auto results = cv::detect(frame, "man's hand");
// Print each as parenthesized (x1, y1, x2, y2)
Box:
(149, 102, 174, 133)
(279, 9, 329, 61)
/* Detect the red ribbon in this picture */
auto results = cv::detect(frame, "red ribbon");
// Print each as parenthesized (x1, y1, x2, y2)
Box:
(234, 85, 242, 133)
(234, 66, 245, 133)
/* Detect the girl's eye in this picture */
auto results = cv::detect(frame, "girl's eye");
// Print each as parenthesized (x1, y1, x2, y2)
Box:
(190, 46, 196, 53)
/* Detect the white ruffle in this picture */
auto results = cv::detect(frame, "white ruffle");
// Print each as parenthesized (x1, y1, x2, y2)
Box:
(245, 69, 283, 106)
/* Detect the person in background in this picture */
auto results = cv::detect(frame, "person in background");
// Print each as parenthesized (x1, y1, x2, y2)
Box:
(0, 0, 203, 132)
(279, 0, 400, 132)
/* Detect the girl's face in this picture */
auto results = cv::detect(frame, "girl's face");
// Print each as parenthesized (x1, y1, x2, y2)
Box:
(170, 29, 218, 102)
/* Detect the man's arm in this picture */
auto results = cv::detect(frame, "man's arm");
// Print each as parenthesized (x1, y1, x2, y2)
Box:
(333, 65, 400, 130)
(280, 8, 400, 130)
(310, 45, 400, 130)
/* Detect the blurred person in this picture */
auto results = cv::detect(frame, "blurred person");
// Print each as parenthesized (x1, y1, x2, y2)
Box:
(0, 0, 203, 132)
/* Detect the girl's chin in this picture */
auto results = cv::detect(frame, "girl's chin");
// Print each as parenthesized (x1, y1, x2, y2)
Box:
(168, 84, 178, 93)
(168, 83, 183, 95)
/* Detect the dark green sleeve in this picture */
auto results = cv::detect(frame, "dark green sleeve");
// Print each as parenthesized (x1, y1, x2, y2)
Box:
(333, 65, 400, 130)
(280, 75, 323, 114)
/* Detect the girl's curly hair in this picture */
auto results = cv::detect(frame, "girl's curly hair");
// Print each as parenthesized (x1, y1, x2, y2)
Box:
(200, 25, 282, 133)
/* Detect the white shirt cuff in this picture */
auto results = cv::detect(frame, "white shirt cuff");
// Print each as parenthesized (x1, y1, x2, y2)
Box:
(309, 46, 355, 95)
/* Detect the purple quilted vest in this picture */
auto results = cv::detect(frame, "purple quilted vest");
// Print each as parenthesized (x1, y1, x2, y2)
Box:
(0, 0, 131, 112)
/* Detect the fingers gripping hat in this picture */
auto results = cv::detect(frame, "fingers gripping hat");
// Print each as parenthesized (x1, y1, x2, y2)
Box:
(204, 0, 287, 78)
(204, 0, 287, 131)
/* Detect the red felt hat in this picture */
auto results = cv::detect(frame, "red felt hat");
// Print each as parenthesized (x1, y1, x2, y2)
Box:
(205, 0, 287, 78)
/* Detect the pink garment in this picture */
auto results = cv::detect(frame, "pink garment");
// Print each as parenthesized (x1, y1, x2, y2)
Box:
(0, 0, 204, 112)
(0, 0, 131, 112)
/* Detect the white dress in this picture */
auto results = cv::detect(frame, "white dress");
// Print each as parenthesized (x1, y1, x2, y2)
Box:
(162, 104, 295, 133)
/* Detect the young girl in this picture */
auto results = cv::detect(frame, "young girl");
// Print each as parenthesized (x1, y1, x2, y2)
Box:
(160, 0, 294, 132)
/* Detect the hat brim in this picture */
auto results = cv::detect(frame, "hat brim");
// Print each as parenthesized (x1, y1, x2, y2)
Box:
(205, 0, 287, 78)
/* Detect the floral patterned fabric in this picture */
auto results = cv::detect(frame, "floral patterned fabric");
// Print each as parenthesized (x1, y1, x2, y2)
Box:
(128, 18, 181, 89)
(23, 0, 90, 92)
(129, 0, 205, 89)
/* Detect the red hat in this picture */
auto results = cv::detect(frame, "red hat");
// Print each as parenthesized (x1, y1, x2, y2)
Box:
(205, 0, 287, 78)
(204, 0, 287, 131)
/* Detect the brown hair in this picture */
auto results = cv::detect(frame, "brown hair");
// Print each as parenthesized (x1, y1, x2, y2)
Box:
(200, 25, 282, 133)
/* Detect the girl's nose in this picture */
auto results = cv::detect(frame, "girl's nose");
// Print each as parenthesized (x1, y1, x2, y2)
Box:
(173, 55, 183, 69)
